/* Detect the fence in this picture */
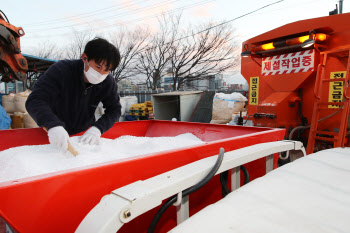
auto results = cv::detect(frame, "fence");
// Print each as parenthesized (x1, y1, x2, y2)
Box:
(118, 89, 248, 103)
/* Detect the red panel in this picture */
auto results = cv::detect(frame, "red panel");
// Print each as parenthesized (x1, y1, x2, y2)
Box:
(0, 121, 284, 233)
(145, 120, 269, 142)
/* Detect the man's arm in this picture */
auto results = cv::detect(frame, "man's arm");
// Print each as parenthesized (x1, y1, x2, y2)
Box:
(26, 62, 66, 130)
(93, 78, 121, 134)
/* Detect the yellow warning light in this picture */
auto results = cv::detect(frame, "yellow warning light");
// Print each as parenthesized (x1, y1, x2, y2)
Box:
(262, 43, 275, 50)
(298, 35, 309, 43)
(249, 32, 328, 54)
(316, 33, 327, 41)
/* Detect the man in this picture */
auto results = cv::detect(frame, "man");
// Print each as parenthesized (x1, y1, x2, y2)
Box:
(26, 38, 121, 151)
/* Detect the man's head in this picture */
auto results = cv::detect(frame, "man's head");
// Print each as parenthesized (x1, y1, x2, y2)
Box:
(82, 38, 121, 84)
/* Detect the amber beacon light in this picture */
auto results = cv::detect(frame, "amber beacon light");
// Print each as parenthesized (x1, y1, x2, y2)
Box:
(250, 31, 328, 53)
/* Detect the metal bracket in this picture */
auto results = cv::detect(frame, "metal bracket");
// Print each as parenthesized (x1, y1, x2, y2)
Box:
(0, 25, 20, 53)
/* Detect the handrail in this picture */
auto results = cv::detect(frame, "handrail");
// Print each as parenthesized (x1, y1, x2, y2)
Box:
(75, 140, 305, 233)
(314, 63, 324, 99)
(344, 50, 350, 99)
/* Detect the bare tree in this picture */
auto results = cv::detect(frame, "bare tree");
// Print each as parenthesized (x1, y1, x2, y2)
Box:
(34, 40, 64, 60)
(65, 29, 94, 59)
(135, 14, 181, 90)
(168, 22, 239, 90)
(136, 14, 239, 91)
(109, 26, 150, 82)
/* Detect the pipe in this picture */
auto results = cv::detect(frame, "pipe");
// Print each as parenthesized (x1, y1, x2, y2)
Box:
(243, 115, 253, 125)
(147, 148, 225, 233)
(339, 0, 343, 14)
(281, 111, 341, 160)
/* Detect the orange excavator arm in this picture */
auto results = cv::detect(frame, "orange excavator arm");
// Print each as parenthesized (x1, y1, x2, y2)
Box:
(0, 10, 27, 82)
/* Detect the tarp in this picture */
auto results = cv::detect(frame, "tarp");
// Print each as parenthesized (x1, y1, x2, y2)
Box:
(0, 105, 11, 130)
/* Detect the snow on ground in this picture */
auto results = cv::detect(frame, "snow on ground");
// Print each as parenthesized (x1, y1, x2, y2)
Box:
(0, 133, 205, 183)
(170, 148, 350, 233)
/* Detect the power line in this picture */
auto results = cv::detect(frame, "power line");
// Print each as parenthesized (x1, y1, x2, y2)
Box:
(138, 0, 285, 52)
(25, 0, 213, 38)
(22, 0, 150, 27)
(28, 0, 183, 31)
(172, 0, 285, 43)
(25, 0, 285, 52)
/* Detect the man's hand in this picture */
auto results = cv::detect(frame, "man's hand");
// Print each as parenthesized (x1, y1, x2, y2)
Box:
(80, 126, 101, 145)
(48, 126, 69, 151)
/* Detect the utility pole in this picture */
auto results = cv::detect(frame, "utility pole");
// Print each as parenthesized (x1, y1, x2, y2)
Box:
(339, 0, 343, 14)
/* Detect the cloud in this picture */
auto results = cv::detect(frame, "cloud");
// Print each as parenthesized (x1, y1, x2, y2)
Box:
(111, 0, 175, 33)
(120, 0, 142, 12)
(190, 2, 216, 18)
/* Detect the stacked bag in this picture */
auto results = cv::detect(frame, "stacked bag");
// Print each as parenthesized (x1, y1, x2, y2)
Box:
(2, 91, 38, 129)
(94, 97, 127, 122)
(210, 92, 248, 124)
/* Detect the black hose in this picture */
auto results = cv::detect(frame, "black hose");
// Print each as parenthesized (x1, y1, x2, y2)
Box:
(220, 165, 250, 197)
(0, 10, 10, 23)
(147, 148, 225, 233)
(243, 115, 253, 125)
(241, 165, 249, 184)
(220, 171, 230, 197)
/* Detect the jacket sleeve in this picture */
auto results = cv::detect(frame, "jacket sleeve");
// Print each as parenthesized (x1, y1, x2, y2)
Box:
(25, 62, 66, 130)
(93, 78, 121, 134)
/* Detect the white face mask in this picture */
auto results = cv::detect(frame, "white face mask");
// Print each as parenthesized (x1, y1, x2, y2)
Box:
(83, 62, 108, 84)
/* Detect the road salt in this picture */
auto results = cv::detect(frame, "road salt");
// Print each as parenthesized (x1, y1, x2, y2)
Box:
(0, 133, 205, 183)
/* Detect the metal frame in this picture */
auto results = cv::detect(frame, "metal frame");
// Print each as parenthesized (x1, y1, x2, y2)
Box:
(75, 140, 305, 233)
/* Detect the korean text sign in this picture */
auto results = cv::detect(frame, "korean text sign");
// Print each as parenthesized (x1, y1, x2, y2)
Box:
(262, 50, 314, 76)
(328, 71, 346, 108)
(249, 77, 259, 105)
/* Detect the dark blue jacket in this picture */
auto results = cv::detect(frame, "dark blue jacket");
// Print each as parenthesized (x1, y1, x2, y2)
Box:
(26, 59, 121, 135)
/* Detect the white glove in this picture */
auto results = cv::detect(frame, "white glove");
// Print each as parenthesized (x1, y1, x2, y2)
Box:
(48, 126, 69, 151)
(80, 126, 101, 145)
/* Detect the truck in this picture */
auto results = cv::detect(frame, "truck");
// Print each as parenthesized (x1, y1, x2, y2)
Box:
(241, 12, 350, 156)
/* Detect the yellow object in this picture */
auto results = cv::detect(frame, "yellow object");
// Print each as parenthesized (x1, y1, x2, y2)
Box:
(249, 77, 259, 105)
(261, 43, 275, 50)
(252, 33, 328, 52)
(298, 35, 309, 43)
(328, 71, 345, 108)
(11, 113, 24, 129)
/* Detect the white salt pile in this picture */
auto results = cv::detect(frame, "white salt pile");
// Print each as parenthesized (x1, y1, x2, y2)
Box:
(0, 133, 205, 183)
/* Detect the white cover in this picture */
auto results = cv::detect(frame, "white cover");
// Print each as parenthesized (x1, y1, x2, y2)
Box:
(120, 98, 126, 116)
(211, 92, 247, 122)
(170, 148, 350, 233)
(122, 96, 138, 113)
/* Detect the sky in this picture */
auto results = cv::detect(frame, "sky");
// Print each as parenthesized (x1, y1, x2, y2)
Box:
(1, 0, 348, 84)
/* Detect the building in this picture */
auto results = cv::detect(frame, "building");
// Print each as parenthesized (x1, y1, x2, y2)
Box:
(156, 73, 224, 91)
(157, 73, 180, 91)
(184, 74, 223, 91)
(138, 84, 148, 92)
(118, 79, 132, 92)
(131, 84, 148, 92)
(229, 84, 243, 90)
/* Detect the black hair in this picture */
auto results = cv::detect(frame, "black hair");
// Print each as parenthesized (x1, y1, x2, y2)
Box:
(84, 38, 121, 71)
